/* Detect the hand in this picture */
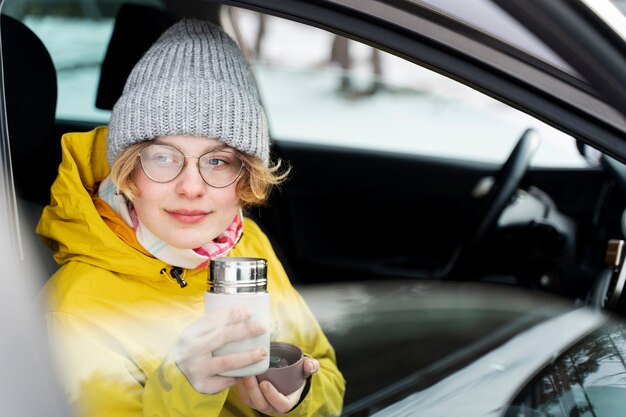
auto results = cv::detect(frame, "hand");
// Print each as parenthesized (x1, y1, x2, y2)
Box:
(236, 357, 321, 414)
(174, 307, 268, 394)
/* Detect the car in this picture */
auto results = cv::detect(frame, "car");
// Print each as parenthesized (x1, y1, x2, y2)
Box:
(1, 0, 626, 416)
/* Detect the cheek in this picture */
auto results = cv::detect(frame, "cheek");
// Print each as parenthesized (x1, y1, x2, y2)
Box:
(227, 185, 242, 205)
(132, 171, 163, 210)
(133, 172, 148, 198)
(231, 180, 245, 205)
(211, 187, 241, 211)
(211, 178, 243, 207)
(133, 165, 165, 196)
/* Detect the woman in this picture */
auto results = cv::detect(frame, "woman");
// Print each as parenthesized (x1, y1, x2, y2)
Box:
(37, 18, 345, 417)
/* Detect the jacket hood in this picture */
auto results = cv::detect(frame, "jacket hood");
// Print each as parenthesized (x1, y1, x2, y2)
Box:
(37, 127, 168, 280)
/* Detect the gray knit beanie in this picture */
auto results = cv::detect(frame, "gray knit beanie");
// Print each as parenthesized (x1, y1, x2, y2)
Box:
(106, 18, 269, 166)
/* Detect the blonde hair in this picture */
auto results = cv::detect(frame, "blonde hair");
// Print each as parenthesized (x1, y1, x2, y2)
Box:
(109, 141, 290, 208)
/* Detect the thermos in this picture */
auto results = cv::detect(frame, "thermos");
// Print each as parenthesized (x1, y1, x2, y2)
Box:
(205, 257, 270, 377)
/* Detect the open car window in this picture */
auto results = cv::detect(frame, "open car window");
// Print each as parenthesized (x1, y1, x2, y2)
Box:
(3, 2, 589, 169)
(229, 7, 588, 168)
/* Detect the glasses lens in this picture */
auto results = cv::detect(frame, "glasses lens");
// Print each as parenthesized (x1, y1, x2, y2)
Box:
(198, 150, 243, 187)
(139, 144, 185, 183)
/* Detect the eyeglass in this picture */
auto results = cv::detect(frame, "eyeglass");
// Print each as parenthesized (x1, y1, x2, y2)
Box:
(138, 143, 245, 188)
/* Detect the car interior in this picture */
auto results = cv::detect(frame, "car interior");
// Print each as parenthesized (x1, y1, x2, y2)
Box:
(2, 12, 60, 277)
(3, 1, 626, 416)
(2, 0, 626, 317)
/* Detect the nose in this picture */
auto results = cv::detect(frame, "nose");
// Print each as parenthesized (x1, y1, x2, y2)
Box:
(175, 158, 206, 198)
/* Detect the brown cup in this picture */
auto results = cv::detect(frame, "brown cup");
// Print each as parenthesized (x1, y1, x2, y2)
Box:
(257, 342, 306, 395)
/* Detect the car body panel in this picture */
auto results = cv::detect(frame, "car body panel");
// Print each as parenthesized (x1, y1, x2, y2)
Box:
(370, 306, 606, 416)
(296, 280, 585, 413)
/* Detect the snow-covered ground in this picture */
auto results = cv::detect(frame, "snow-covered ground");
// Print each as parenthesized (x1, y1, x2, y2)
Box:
(22, 9, 588, 167)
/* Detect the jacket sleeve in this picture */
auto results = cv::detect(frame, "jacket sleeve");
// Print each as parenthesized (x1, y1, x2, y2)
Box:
(275, 286, 346, 417)
(242, 220, 346, 417)
(45, 311, 229, 417)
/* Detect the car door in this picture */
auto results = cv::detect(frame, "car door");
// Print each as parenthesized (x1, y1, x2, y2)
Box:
(4, 0, 621, 299)
(226, 6, 610, 292)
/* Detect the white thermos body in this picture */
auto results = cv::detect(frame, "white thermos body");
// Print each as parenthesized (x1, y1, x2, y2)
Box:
(205, 257, 270, 377)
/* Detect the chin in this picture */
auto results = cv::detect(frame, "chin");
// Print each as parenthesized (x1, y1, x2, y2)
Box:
(158, 225, 224, 249)
(164, 234, 215, 250)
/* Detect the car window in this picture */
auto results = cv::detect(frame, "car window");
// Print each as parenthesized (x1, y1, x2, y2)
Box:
(2, 0, 166, 123)
(2, 2, 589, 169)
(228, 8, 588, 168)
(506, 322, 626, 417)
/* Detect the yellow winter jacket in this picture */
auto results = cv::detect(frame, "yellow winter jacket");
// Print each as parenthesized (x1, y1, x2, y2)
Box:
(37, 127, 345, 417)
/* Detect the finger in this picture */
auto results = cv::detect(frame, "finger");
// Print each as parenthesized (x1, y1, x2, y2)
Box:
(183, 307, 253, 339)
(209, 348, 268, 376)
(178, 348, 264, 382)
(303, 357, 320, 377)
(175, 316, 264, 367)
(195, 319, 267, 353)
(191, 375, 238, 395)
(260, 380, 301, 414)
(242, 376, 272, 412)
(235, 379, 253, 407)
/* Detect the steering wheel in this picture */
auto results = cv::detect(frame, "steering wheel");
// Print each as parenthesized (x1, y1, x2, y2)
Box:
(440, 128, 541, 278)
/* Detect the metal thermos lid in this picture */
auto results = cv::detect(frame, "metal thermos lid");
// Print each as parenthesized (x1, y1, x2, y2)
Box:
(208, 257, 268, 294)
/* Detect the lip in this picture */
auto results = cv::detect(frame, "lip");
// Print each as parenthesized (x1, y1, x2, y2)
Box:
(166, 209, 210, 224)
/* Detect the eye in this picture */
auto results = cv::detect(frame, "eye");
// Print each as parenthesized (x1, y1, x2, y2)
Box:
(154, 153, 174, 164)
(200, 157, 230, 170)
(200, 151, 239, 169)
(146, 146, 183, 165)
(206, 158, 226, 166)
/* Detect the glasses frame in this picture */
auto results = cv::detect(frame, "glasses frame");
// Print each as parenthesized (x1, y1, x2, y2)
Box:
(138, 143, 246, 189)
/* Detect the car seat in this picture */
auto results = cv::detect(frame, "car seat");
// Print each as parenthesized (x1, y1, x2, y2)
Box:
(2, 13, 58, 206)
(1, 13, 60, 279)
(95, 3, 175, 111)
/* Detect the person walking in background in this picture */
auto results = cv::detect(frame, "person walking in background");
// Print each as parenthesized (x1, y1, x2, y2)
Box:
(330, 34, 383, 95)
